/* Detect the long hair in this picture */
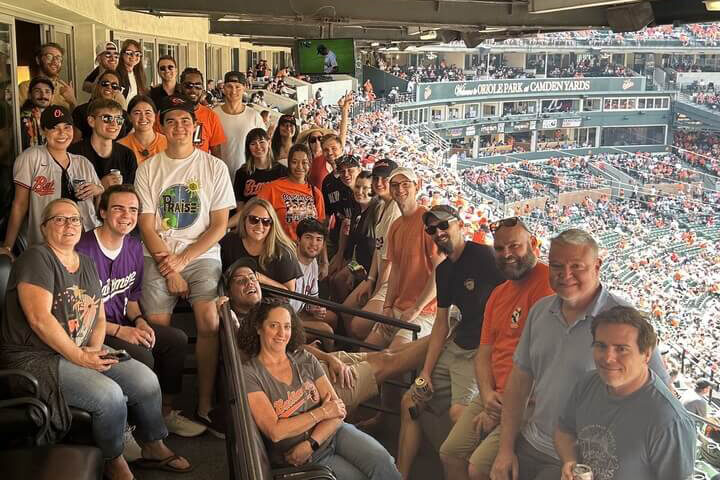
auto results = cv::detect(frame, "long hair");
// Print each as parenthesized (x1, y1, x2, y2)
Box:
(243, 128, 275, 175)
(237, 197, 297, 270)
(92, 70, 122, 100)
(117, 39, 148, 96)
(237, 298, 306, 357)
(271, 115, 298, 159)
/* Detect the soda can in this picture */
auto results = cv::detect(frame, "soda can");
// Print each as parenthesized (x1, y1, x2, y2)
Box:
(572, 464, 593, 480)
(110, 169, 123, 184)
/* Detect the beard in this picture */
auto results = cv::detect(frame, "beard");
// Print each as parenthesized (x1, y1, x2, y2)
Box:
(497, 249, 536, 281)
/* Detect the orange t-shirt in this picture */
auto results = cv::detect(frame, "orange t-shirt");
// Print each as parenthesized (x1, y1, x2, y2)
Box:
(386, 206, 440, 315)
(257, 178, 325, 242)
(479, 262, 553, 393)
(192, 104, 226, 153)
(118, 132, 168, 165)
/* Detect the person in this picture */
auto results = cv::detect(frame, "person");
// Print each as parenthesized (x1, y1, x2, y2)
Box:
(18, 42, 76, 110)
(240, 299, 401, 479)
(149, 55, 178, 107)
(82, 41, 120, 95)
(118, 95, 168, 165)
(73, 70, 130, 142)
(68, 98, 137, 189)
(343, 159, 401, 340)
(555, 306, 696, 480)
(396, 205, 504, 479)
(20, 77, 53, 150)
(304, 95, 352, 188)
(0, 198, 192, 480)
(220, 197, 302, 292)
(229, 128, 287, 229)
(117, 39, 147, 101)
(176, 68, 226, 157)
(365, 167, 443, 348)
(681, 378, 712, 418)
(298, 126, 332, 183)
(213, 71, 265, 179)
(134, 94, 235, 438)
(257, 144, 326, 242)
(270, 114, 298, 165)
(1, 105, 102, 253)
(489, 228, 670, 480)
(323, 155, 361, 269)
(440, 218, 553, 480)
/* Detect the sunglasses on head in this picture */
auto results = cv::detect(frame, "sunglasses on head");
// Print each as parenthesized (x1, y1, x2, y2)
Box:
(99, 80, 123, 91)
(95, 114, 125, 125)
(489, 217, 528, 233)
(158, 65, 175, 72)
(425, 218, 456, 235)
(247, 214, 273, 227)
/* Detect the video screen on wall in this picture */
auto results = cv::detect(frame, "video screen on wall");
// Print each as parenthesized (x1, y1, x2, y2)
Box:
(295, 38, 355, 75)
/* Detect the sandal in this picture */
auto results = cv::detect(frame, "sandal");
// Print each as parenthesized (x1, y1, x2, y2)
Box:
(134, 454, 194, 473)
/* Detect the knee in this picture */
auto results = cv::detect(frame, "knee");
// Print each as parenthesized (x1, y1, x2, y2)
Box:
(370, 351, 393, 383)
(440, 452, 465, 470)
(195, 310, 219, 336)
(449, 404, 466, 424)
(468, 463, 489, 480)
(129, 361, 162, 400)
(163, 326, 189, 349)
(93, 380, 126, 415)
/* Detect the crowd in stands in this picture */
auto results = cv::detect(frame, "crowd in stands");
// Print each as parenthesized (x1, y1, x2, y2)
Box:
(547, 60, 632, 78)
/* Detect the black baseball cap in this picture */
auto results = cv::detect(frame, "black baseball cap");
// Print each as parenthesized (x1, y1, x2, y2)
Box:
(371, 158, 398, 178)
(336, 155, 360, 169)
(41, 105, 73, 130)
(224, 71, 247, 85)
(422, 204, 460, 225)
(223, 257, 259, 287)
(157, 94, 196, 124)
(29, 77, 54, 93)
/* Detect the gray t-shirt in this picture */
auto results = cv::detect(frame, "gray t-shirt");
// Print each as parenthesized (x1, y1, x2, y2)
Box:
(681, 389, 708, 418)
(558, 370, 696, 480)
(244, 350, 325, 465)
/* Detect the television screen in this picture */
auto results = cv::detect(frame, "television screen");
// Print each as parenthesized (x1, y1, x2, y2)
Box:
(295, 38, 355, 75)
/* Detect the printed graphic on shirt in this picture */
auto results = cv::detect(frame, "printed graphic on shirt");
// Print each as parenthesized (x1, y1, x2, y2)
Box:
(32, 176, 55, 196)
(243, 180, 264, 197)
(159, 178, 202, 230)
(464, 278, 475, 292)
(192, 124, 204, 145)
(55, 285, 101, 346)
(100, 271, 137, 303)
(510, 307, 522, 329)
(375, 236, 384, 251)
(272, 380, 320, 418)
(282, 192, 318, 224)
(577, 424, 620, 480)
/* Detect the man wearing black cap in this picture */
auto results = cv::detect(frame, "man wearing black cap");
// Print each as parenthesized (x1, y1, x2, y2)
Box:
(20, 77, 54, 150)
(323, 154, 361, 273)
(177, 67, 226, 157)
(213, 71, 265, 179)
(681, 378, 712, 419)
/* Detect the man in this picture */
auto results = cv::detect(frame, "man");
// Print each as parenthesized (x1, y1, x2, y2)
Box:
(18, 42, 76, 110)
(440, 218, 553, 480)
(82, 41, 120, 95)
(556, 306, 696, 480)
(134, 94, 235, 437)
(20, 77, 53, 150)
(318, 45, 338, 74)
(213, 71, 265, 179)
(396, 205, 504, 479)
(323, 155, 361, 269)
(365, 167, 443, 349)
(149, 55, 178, 107)
(68, 98, 137, 189)
(490, 228, 670, 480)
(682, 378, 712, 419)
(76, 184, 206, 438)
(177, 67, 226, 157)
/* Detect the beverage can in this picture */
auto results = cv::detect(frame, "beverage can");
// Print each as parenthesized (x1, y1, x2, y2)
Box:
(413, 377, 432, 400)
(572, 464, 593, 480)
(72, 178, 86, 187)
(109, 169, 121, 176)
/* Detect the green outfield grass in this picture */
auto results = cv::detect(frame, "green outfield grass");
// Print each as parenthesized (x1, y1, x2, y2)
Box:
(296, 39, 355, 74)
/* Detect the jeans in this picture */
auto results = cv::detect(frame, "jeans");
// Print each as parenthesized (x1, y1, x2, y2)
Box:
(316, 422, 401, 480)
(58, 354, 168, 459)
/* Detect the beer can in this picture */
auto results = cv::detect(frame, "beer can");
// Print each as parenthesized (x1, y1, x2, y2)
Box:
(109, 169, 121, 176)
(572, 464, 593, 480)
(413, 377, 432, 400)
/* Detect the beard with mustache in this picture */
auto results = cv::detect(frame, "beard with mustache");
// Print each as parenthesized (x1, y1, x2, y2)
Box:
(496, 247, 536, 281)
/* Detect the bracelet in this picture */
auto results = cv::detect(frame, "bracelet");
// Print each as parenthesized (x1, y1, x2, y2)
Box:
(131, 314, 144, 325)
(367, 276, 376, 282)
(114, 324, 121, 336)
(309, 410, 318, 422)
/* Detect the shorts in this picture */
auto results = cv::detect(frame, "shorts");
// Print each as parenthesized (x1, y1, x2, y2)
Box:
(141, 257, 222, 314)
(440, 394, 500, 474)
(367, 281, 389, 304)
(371, 307, 435, 346)
(426, 340, 478, 413)
(319, 351, 378, 411)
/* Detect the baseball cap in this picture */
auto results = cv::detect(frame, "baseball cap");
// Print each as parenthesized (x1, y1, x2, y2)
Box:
(388, 166, 418, 183)
(41, 105, 73, 130)
(157, 94, 196, 123)
(696, 379, 712, 391)
(95, 41, 118, 57)
(336, 155, 360, 169)
(29, 77, 55, 93)
(371, 158, 398, 178)
(223, 257, 259, 287)
(224, 71, 247, 85)
(422, 204, 460, 225)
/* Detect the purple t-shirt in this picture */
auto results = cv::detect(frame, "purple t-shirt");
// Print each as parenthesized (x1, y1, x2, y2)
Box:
(76, 229, 144, 326)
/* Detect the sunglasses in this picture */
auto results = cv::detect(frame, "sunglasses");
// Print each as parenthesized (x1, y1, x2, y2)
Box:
(123, 50, 143, 58)
(308, 135, 323, 144)
(247, 215, 273, 227)
(158, 65, 175, 71)
(102, 52, 120, 60)
(95, 114, 125, 125)
(425, 218, 456, 235)
(489, 217, 528, 233)
(99, 80, 123, 91)
(182, 82, 204, 90)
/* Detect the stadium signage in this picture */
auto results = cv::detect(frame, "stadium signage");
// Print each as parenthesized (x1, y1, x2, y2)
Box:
(454, 79, 591, 98)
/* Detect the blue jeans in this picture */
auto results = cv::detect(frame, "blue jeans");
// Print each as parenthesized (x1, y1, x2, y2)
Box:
(316, 422, 401, 480)
(58, 354, 168, 459)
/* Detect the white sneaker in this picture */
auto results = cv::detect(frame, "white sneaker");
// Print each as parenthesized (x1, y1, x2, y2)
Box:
(165, 410, 208, 438)
(123, 425, 142, 462)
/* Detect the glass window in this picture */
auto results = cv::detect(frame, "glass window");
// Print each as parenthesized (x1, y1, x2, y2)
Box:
(638, 98, 646, 109)
(142, 41, 155, 85)
(53, 30, 72, 84)
(627, 98, 636, 109)
(662, 98, 669, 108)
(0, 20, 18, 185)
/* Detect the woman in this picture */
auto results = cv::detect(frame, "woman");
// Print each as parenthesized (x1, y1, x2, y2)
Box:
(271, 114, 299, 165)
(229, 128, 287, 229)
(241, 299, 401, 479)
(220, 197, 302, 292)
(73, 70, 130, 142)
(118, 95, 168, 164)
(258, 144, 325, 242)
(117, 39, 147, 102)
(0, 199, 192, 480)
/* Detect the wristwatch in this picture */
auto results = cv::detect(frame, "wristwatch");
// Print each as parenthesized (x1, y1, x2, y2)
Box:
(307, 437, 320, 451)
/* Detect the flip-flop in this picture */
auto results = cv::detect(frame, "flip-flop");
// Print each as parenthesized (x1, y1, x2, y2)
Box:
(134, 455, 194, 473)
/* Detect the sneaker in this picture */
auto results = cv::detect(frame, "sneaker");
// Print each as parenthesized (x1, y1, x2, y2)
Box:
(165, 410, 207, 438)
(123, 424, 142, 462)
(195, 409, 226, 440)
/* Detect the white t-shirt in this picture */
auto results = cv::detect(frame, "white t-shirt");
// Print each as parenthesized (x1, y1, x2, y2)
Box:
(291, 258, 319, 312)
(323, 51, 338, 73)
(374, 199, 401, 260)
(134, 148, 235, 261)
(127, 73, 138, 103)
(13, 146, 101, 246)
(213, 105, 265, 179)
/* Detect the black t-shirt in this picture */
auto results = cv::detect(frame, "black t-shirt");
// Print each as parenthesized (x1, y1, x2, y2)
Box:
(234, 163, 288, 204)
(68, 138, 137, 185)
(149, 84, 171, 109)
(72, 102, 131, 142)
(436, 241, 504, 349)
(321, 173, 359, 243)
(220, 234, 302, 284)
(84, 66, 100, 85)
(344, 199, 378, 272)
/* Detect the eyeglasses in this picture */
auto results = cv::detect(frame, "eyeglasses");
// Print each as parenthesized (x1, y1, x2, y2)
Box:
(102, 52, 120, 60)
(489, 217, 529, 233)
(44, 215, 81, 227)
(99, 80, 123, 91)
(308, 135, 323, 144)
(41, 53, 63, 64)
(123, 50, 143, 58)
(95, 114, 125, 125)
(389, 180, 414, 190)
(158, 65, 175, 72)
(247, 215, 273, 227)
(425, 218, 456, 235)
(182, 82, 204, 90)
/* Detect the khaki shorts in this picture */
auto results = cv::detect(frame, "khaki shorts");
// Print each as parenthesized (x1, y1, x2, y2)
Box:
(141, 257, 221, 314)
(440, 394, 501, 474)
(371, 307, 435, 346)
(319, 351, 378, 411)
(367, 281, 389, 304)
(426, 340, 478, 413)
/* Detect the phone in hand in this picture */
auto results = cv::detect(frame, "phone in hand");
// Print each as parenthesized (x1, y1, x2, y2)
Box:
(101, 349, 131, 362)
